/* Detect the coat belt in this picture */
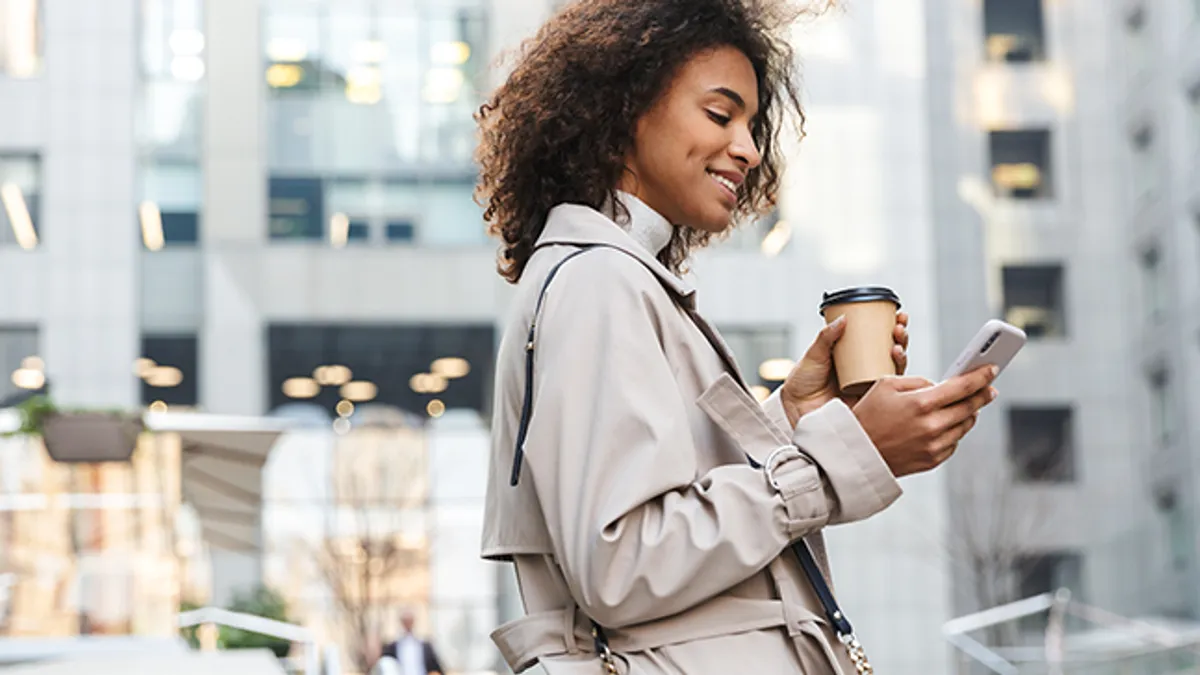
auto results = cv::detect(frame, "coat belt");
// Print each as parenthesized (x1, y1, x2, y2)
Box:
(491, 596, 827, 673)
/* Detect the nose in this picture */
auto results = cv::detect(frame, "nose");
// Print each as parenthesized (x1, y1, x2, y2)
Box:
(730, 126, 762, 171)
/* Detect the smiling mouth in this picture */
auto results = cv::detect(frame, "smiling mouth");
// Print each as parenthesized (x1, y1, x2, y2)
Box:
(708, 172, 738, 201)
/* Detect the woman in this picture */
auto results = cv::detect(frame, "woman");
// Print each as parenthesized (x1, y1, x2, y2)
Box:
(476, 0, 998, 672)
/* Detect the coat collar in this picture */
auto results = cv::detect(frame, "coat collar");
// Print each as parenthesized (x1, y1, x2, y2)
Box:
(536, 202, 696, 302)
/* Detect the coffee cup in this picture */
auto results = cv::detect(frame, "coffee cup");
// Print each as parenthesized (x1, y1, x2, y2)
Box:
(819, 286, 901, 397)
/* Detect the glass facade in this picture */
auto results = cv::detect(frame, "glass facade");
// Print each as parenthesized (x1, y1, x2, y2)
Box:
(139, 0, 204, 247)
(0, 154, 40, 249)
(0, 326, 38, 406)
(267, 324, 495, 419)
(264, 0, 488, 246)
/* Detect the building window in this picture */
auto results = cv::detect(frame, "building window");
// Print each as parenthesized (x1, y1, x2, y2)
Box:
(264, 0, 488, 170)
(348, 220, 370, 243)
(139, 335, 199, 408)
(386, 220, 415, 243)
(1008, 407, 1075, 483)
(0, 326, 40, 406)
(268, 324, 495, 419)
(141, 163, 201, 248)
(990, 130, 1053, 199)
(1002, 265, 1066, 338)
(1149, 369, 1173, 447)
(1140, 247, 1166, 323)
(1155, 489, 1193, 574)
(717, 326, 791, 400)
(269, 176, 325, 240)
(0, 0, 41, 78)
(1015, 552, 1083, 631)
(0, 154, 39, 249)
(983, 0, 1045, 63)
(1130, 122, 1157, 204)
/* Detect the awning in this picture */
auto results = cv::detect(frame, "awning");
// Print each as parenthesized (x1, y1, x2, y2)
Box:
(145, 412, 292, 554)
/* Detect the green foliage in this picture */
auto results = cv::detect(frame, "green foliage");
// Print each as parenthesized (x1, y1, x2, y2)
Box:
(220, 586, 295, 658)
(4, 395, 57, 436)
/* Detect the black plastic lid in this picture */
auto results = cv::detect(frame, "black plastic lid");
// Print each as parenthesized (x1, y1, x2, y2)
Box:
(819, 286, 901, 314)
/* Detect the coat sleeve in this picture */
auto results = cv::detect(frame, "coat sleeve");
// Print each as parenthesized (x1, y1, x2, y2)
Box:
(523, 252, 901, 628)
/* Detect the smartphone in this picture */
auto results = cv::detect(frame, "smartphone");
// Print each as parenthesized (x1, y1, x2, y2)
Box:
(942, 319, 1027, 381)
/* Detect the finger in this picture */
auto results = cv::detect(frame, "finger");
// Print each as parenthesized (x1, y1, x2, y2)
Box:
(930, 387, 996, 430)
(893, 323, 909, 350)
(924, 364, 997, 408)
(884, 375, 935, 393)
(931, 414, 978, 464)
(892, 344, 908, 375)
(896, 312, 909, 328)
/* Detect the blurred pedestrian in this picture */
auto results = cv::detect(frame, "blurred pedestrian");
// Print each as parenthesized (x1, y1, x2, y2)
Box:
(379, 610, 443, 675)
(476, 0, 999, 673)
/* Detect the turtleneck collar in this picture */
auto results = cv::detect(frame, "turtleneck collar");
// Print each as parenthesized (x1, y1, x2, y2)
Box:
(603, 190, 675, 257)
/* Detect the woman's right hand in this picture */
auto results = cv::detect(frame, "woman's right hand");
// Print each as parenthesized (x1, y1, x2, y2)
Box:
(851, 366, 999, 477)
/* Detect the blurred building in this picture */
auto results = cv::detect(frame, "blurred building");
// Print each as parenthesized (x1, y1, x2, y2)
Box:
(0, 434, 204, 638)
(925, 0, 1200, 638)
(0, 0, 1195, 673)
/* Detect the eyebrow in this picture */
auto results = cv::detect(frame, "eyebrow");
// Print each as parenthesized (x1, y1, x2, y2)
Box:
(710, 87, 747, 111)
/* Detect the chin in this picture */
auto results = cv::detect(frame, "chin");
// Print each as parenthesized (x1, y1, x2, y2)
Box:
(688, 209, 735, 234)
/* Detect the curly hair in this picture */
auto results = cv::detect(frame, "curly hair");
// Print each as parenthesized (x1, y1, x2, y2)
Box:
(476, 0, 818, 283)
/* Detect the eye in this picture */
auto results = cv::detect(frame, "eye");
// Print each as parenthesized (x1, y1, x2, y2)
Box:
(706, 110, 732, 126)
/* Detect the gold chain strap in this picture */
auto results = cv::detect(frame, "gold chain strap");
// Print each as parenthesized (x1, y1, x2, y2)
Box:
(592, 625, 620, 674)
(840, 632, 874, 674)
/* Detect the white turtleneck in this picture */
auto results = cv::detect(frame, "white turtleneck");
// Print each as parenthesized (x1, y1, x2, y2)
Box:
(607, 190, 675, 257)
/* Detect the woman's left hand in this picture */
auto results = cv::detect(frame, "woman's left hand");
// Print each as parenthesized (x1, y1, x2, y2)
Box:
(779, 312, 909, 427)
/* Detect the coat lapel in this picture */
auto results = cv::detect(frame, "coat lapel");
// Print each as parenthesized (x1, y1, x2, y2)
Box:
(537, 204, 754, 393)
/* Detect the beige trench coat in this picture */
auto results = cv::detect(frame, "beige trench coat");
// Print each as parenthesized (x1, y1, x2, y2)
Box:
(481, 203, 904, 674)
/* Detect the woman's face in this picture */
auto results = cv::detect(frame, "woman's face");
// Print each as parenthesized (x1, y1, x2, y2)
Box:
(620, 46, 763, 234)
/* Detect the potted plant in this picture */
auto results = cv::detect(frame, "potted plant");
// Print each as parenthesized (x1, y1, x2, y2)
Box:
(7, 395, 143, 463)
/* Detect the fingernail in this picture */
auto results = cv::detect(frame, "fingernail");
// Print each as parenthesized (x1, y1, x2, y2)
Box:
(989, 366, 1000, 378)
(988, 387, 998, 400)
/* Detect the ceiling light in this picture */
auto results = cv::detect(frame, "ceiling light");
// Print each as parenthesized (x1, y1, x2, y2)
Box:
(426, 399, 446, 418)
(171, 56, 205, 82)
(20, 356, 43, 372)
(140, 201, 165, 251)
(422, 68, 464, 104)
(758, 358, 794, 382)
(336, 400, 355, 417)
(760, 220, 792, 258)
(283, 377, 320, 399)
(1, 183, 37, 250)
(134, 358, 157, 379)
(749, 385, 771, 403)
(11, 368, 44, 390)
(352, 40, 388, 63)
(146, 366, 184, 388)
(345, 67, 382, 105)
(148, 401, 168, 413)
(333, 418, 351, 435)
(266, 63, 304, 88)
(314, 365, 352, 386)
(340, 381, 378, 402)
(431, 41, 471, 65)
(992, 163, 1042, 190)
(268, 38, 308, 63)
(169, 29, 205, 56)
(409, 373, 448, 395)
(431, 357, 470, 379)
(330, 212, 350, 249)
(4, 0, 38, 77)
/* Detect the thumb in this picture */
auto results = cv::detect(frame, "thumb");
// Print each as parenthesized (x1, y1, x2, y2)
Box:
(813, 316, 846, 354)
